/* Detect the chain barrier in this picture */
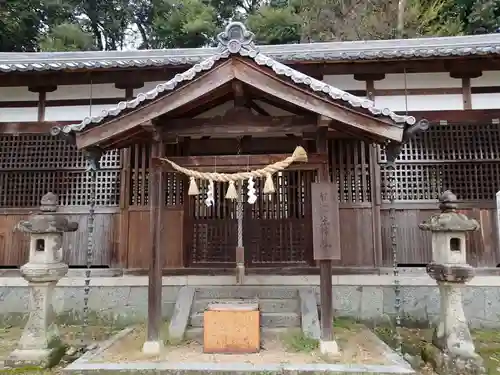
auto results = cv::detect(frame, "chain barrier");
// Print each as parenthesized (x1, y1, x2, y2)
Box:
(82, 167, 97, 346)
(387, 161, 402, 354)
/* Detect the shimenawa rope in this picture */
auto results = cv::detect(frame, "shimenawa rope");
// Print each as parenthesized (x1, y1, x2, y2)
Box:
(158, 146, 308, 200)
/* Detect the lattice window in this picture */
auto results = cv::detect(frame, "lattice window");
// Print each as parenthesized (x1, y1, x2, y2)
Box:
(329, 139, 372, 203)
(0, 135, 121, 207)
(379, 123, 500, 201)
(128, 144, 184, 206)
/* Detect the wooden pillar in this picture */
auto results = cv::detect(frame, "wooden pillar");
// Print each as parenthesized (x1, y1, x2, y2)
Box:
(28, 85, 56, 121)
(316, 125, 333, 342)
(144, 140, 163, 354)
(116, 85, 138, 268)
(366, 78, 383, 267)
(355, 74, 385, 267)
(448, 70, 481, 111)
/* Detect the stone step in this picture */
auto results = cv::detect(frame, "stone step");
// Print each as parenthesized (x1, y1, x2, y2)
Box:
(184, 327, 292, 342)
(195, 286, 298, 300)
(189, 312, 300, 328)
(192, 298, 299, 314)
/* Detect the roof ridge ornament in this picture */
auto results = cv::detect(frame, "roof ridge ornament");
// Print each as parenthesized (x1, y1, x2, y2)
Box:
(217, 22, 257, 54)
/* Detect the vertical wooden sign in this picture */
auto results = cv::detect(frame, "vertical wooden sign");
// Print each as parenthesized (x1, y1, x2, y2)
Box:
(311, 182, 341, 260)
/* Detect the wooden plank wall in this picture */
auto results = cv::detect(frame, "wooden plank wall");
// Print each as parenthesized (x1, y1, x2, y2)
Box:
(0, 209, 120, 266)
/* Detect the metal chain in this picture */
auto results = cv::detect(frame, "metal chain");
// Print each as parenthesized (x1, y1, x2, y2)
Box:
(82, 167, 97, 345)
(387, 161, 402, 354)
(236, 138, 243, 248)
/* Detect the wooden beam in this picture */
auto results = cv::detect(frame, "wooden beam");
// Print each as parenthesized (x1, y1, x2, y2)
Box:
(403, 109, 500, 124)
(75, 60, 236, 150)
(232, 81, 246, 107)
(152, 153, 327, 172)
(0, 121, 76, 134)
(161, 113, 316, 138)
(232, 58, 404, 143)
(250, 101, 270, 116)
(317, 115, 332, 128)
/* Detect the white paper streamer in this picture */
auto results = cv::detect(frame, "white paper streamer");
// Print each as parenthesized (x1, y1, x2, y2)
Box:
(205, 180, 215, 207)
(247, 177, 257, 204)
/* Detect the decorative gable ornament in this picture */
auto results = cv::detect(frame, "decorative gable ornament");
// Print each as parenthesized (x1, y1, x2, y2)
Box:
(217, 22, 257, 55)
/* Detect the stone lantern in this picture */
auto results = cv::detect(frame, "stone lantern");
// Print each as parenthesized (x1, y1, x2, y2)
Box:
(6, 192, 78, 368)
(419, 190, 484, 373)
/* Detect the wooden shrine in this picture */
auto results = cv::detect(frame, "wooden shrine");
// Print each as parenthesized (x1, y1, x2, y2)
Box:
(42, 22, 429, 350)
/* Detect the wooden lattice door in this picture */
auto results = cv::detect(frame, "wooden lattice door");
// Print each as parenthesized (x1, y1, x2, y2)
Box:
(244, 170, 315, 267)
(185, 170, 314, 267)
(186, 180, 238, 267)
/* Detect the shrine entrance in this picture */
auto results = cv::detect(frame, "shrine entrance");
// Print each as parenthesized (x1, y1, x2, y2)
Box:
(185, 169, 315, 267)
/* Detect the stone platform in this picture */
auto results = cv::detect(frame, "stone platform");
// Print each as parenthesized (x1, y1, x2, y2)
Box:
(63, 326, 415, 375)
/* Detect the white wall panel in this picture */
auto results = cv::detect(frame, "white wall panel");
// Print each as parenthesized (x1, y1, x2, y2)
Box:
(376, 73, 461, 90)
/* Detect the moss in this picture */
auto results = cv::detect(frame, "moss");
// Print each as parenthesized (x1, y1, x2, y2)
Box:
(0, 366, 52, 374)
(45, 337, 67, 368)
(333, 316, 361, 330)
(280, 329, 318, 353)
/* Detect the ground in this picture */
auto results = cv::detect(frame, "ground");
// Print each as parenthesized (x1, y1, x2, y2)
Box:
(93, 318, 390, 365)
(0, 319, 498, 374)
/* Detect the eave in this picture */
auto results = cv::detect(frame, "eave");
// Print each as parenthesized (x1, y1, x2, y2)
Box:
(2, 33, 500, 73)
(50, 22, 427, 151)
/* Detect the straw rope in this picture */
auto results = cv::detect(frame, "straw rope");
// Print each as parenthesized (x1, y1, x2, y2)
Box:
(158, 146, 308, 199)
(158, 146, 308, 182)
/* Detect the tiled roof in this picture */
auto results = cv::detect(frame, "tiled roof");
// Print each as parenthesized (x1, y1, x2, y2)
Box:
(3, 32, 500, 73)
(51, 22, 415, 137)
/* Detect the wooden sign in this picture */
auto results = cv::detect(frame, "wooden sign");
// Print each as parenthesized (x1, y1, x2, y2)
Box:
(311, 182, 341, 260)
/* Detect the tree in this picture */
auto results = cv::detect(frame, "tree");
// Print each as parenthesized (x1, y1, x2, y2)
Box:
(0, 0, 45, 51)
(247, 5, 302, 44)
(466, 0, 500, 34)
(39, 23, 95, 51)
(291, 0, 464, 42)
(2, 0, 495, 53)
(69, 0, 132, 50)
(149, 0, 217, 48)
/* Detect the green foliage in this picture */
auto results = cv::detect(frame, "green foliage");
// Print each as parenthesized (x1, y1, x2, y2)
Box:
(151, 0, 217, 48)
(467, 0, 500, 33)
(0, 0, 498, 52)
(39, 23, 95, 51)
(0, 0, 45, 51)
(404, 0, 465, 37)
(247, 5, 302, 44)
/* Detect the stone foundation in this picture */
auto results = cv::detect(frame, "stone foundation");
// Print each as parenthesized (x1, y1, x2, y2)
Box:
(0, 273, 499, 328)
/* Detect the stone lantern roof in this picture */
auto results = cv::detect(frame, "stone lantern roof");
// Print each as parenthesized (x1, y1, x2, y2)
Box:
(16, 192, 79, 234)
(418, 190, 479, 233)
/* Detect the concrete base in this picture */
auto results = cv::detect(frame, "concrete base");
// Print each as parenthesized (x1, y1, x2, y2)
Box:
(64, 326, 415, 374)
(5, 348, 55, 368)
(319, 340, 339, 356)
(142, 340, 164, 355)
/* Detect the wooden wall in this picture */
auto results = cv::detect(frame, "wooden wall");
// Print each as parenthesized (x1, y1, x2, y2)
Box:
(1, 121, 500, 269)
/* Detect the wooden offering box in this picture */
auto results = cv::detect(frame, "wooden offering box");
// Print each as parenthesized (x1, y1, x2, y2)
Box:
(203, 303, 260, 354)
